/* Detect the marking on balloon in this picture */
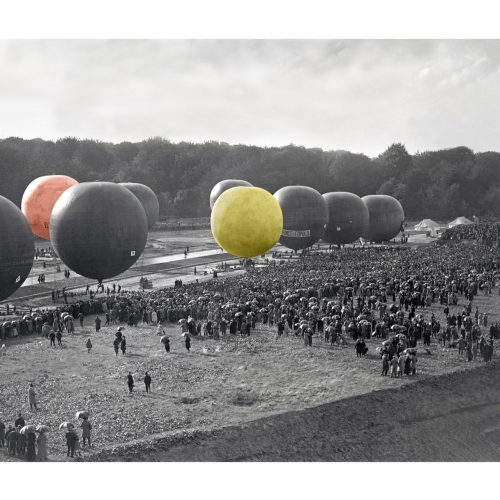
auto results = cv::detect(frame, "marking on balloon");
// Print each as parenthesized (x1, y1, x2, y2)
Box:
(282, 229, 311, 238)
(15, 275, 21, 283)
(130, 251, 136, 256)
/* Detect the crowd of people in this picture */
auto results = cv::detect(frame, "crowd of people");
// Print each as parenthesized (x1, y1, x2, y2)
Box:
(2, 242, 499, 351)
(440, 222, 500, 246)
(0, 409, 92, 461)
(1, 237, 499, 461)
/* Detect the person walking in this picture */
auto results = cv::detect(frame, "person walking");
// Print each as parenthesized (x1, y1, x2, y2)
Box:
(144, 372, 152, 393)
(56, 330, 62, 346)
(95, 316, 101, 332)
(37, 430, 48, 461)
(28, 383, 37, 410)
(81, 416, 92, 447)
(184, 333, 191, 352)
(127, 372, 134, 393)
(78, 312, 84, 328)
(86, 338, 92, 353)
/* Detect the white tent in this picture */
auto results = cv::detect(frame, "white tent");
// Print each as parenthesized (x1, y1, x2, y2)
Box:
(448, 216, 474, 228)
(414, 219, 440, 231)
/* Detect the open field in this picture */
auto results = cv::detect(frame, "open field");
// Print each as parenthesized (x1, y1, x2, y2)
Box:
(0, 287, 498, 462)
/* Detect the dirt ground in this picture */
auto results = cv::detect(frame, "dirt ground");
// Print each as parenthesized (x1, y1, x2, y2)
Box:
(0, 288, 497, 462)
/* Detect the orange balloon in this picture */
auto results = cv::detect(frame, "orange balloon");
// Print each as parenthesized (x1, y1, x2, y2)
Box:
(22, 175, 78, 240)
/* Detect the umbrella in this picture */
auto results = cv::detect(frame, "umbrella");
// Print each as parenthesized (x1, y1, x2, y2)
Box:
(160, 335, 169, 343)
(404, 347, 417, 355)
(178, 319, 187, 324)
(36, 424, 50, 433)
(235, 312, 244, 318)
(75, 411, 90, 419)
(59, 422, 74, 430)
(20, 425, 36, 434)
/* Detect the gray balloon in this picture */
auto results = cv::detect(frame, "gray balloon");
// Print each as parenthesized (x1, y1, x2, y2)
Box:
(210, 180, 252, 209)
(120, 183, 160, 229)
(362, 195, 405, 242)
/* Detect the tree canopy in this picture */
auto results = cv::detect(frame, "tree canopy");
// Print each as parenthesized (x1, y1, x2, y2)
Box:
(0, 137, 498, 220)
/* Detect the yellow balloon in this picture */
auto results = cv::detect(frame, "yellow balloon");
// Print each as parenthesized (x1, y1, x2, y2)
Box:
(211, 186, 283, 258)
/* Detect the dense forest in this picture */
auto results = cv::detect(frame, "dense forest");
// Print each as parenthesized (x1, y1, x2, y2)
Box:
(1, 136, 499, 220)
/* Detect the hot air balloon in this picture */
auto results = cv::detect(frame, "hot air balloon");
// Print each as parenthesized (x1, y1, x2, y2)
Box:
(21, 175, 78, 240)
(120, 183, 160, 229)
(362, 195, 405, 242)
(209, 179, 252, 210)
(211, 186, 283, 258)
(322, 192, 369, 245)
(0, 196, 34, 300)
(273, 186, 328, 250)
(50, 182, 148, 282)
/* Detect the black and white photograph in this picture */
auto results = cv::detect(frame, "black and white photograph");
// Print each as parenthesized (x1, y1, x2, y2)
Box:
(1, 2, 499, 497)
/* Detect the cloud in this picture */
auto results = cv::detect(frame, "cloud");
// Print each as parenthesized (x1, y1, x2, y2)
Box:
(0, 39, 499, 156)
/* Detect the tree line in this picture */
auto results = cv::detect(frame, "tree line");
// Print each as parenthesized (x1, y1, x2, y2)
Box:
(1, 136, 499, 220)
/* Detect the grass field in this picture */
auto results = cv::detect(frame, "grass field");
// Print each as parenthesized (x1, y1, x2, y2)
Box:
(0, 286, 497, 462)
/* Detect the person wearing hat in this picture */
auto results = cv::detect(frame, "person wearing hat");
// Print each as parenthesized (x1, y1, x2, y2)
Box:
(6, 425, 18, 456)
(28, 383, 37, 410)
(14, 413, 25, 428)
(66, 425, 77, 458)
(81, 416, 92, 447)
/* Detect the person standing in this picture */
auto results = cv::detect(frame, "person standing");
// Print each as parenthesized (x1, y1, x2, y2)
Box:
(390, 355, 398, 377)
(7, 426, 18, 456)
(28, 383, 37, 410)
(120, 336, 127, 355)
(78, 312, 84, 328)
(81, 416, 92, 447)
(17, 427, 26, 455)
(127, 372, 134, 393)
(86, 338, 92, 353)
(66, 428, 77, 458)
(26, 430, 36, 461)
(144, 372, 152, 393)
(381, 353, 389, 376)
(95, 316, 101, 332)
(0, 419, 5, 448)
(37, 430, 48, 461)
(56, 330, 62, 346)
(185, 333, 191, 352)
(15, 413, 25, 428)
(162, 335, 170, 353)
(49, 329, 56, 347)
(113, 338, 120, 356)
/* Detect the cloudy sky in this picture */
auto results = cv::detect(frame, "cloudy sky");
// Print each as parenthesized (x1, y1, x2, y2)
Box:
(1, 39, 499, 156)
